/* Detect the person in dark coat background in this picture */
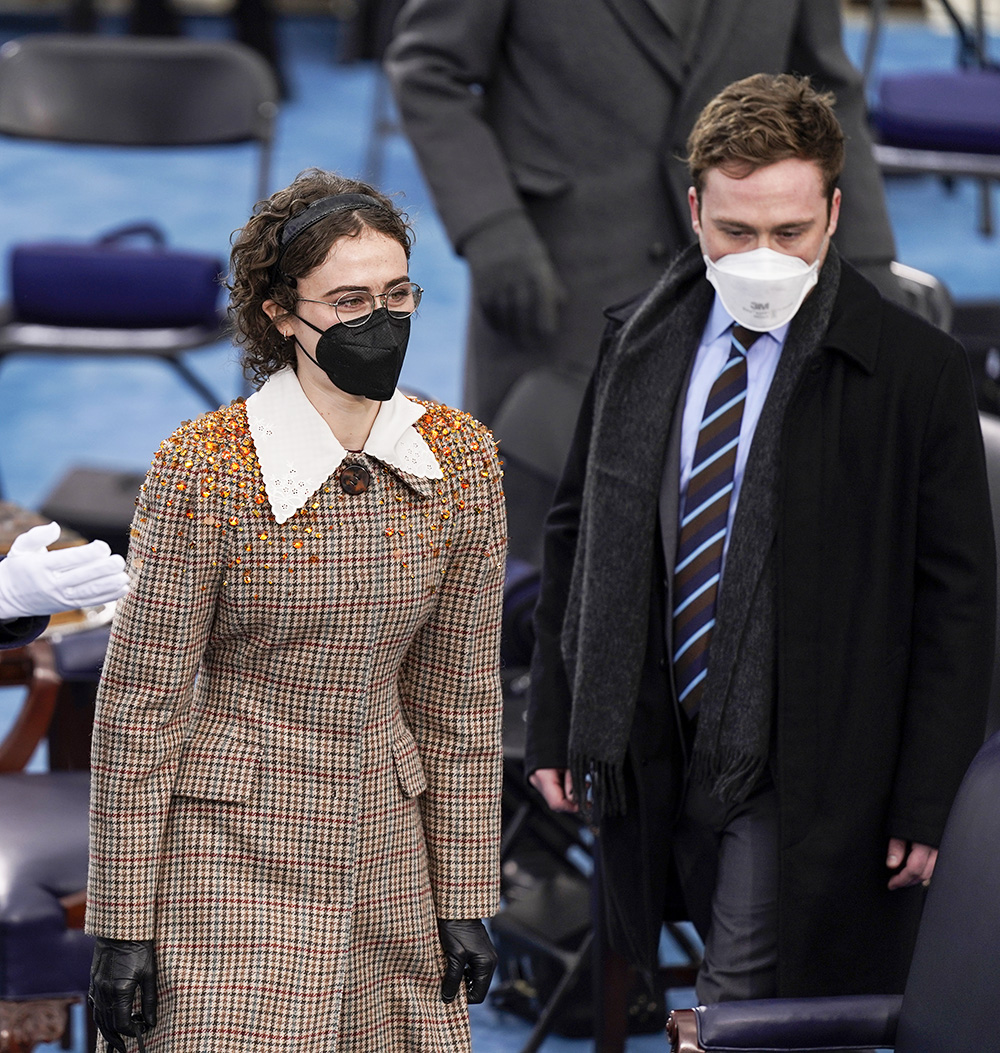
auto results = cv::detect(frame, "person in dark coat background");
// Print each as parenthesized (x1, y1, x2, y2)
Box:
(0, 521, 127, 649)
(385, 0, 904, 563)
(525, 73, 996, 1002)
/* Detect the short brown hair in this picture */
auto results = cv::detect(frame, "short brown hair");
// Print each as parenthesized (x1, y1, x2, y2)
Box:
(686, 73, 845, 204)
(228, 168, 413, 386)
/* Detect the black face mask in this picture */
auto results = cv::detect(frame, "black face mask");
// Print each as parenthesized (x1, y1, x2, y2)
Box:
(293, 308, 410, 402)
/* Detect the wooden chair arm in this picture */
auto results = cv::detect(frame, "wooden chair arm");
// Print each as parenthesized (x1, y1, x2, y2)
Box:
(667, 1008, 704, 1053)
(58, 889, 88, 930)
(0, 638, 62, 772)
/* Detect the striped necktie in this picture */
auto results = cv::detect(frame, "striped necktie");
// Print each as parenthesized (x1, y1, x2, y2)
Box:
(673, 325, 761, 718)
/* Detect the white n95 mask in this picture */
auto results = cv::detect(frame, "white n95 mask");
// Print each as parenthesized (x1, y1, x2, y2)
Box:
(704, 245, 822, 332)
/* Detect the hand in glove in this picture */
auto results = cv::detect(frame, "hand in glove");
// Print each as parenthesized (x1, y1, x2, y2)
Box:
(0, 521, 128, 620)
(438, 918, 498, 1005)
(89, 938, 157, 1053)
(460, 212, 566, 342)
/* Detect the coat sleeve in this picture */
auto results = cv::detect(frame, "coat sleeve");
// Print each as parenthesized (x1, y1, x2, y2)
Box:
(384, 0, 525, 250)
(889, 346, 996, 847)
(790, 0, 897, 268)
(86, 430, 225, 940)
(397, 421, 507, 920)
(523, 350, 601, 777)
(0, 612, 48, 649)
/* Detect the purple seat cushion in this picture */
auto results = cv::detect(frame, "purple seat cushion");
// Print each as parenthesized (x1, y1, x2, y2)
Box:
(694, 994, 902, 1051)
(872, 70, 1000, 153)
(0, 772, 93, 998)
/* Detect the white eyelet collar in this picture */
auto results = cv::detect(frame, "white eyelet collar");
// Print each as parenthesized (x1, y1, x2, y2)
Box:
(246, 366, 443, 524)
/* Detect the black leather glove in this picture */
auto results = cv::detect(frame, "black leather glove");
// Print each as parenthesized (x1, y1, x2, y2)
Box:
(460, 212, 566, 342)
(437, 918, 498, 1004)
(89, 937, 157, 1053)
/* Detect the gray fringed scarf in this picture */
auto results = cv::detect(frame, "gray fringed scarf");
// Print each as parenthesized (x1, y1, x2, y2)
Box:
(563, 243, 842, 817)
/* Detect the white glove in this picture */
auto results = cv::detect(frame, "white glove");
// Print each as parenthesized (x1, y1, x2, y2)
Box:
(0, 521, 129, 620)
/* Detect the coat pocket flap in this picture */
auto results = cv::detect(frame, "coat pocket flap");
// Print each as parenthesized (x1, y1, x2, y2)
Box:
(508, 159, 572, 198)
(173, 740, 260, 803)
(392, 732, 427, 798)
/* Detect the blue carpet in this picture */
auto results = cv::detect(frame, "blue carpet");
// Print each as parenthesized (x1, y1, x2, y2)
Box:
(0, 10, 995, 1052)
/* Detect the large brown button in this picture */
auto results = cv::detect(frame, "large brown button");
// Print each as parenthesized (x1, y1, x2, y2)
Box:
(340, 464, 371, 495)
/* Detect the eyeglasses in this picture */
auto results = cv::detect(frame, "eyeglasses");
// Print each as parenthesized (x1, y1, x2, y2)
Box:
(296, 282, 423, 328)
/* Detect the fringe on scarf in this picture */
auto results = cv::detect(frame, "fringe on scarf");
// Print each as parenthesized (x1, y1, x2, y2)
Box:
(570, 753, 628, 821)
(688, 745, 769, 805)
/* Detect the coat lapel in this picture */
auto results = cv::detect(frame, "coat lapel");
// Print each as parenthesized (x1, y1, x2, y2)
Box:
(643, 0, 709, 55)
(599, 0, 688, 87)
(672, 1, 750, 111)
(706, 252, 843, 709)
(641, 0, 685, 34)
(658, 353, 694, 665)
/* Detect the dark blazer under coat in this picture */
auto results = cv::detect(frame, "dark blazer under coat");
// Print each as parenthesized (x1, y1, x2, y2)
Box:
(386, 0, 897, 425)
(0, 613, 47, 648)
(525, 260, 996, 995)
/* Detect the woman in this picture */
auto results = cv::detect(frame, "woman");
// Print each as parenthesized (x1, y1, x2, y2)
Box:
(86, 170, 506, 1052)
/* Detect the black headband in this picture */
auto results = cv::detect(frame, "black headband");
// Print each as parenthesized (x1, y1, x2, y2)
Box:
(272, 193, 384, 284)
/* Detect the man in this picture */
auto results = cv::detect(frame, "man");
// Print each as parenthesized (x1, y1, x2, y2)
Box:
(525, 74, 995, 1002)
(385, 0, 902, 562)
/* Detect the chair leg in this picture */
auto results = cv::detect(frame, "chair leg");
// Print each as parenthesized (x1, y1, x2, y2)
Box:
(162, 355, 227, 411)
(85, 1005, 98, 1053)
(0, 998, 78, 1053)
(978, 178, 994, 238)
(594, 945, 631, 1053)
(518, 929, 594, 1053)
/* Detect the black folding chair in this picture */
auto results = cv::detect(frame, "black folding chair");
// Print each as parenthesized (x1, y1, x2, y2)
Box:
(0, 33, 279, 421)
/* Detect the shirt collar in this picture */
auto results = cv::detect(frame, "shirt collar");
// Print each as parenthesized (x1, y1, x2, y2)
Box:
(706, 292, 791, 347)
(246, 366, 443, 524)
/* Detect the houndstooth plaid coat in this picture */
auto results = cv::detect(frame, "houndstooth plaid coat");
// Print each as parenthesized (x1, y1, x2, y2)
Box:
(87, 375, 507, 1052)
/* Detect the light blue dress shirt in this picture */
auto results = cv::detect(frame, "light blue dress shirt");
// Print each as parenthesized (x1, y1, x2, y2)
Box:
(678, 295, 789, 564)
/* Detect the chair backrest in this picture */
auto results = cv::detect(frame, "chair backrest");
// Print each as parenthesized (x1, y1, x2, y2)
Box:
(0, 34, 279, 200)
(978, 411, 1000, 736)
(492, 366, 589, 564)
(889, 261, 954, 333)
(896, 730, 1000, 1053)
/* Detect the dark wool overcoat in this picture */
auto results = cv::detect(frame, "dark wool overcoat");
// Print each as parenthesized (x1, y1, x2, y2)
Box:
(526, 258, 996, 995)
(87, 394, 507, 1052)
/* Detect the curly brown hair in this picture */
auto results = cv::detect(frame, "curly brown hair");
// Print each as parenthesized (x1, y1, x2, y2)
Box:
(228, 168, 413, 386)
(686, 73, 845, 208)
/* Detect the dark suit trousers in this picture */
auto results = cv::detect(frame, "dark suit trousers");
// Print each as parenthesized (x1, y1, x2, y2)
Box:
(671, 776, 780, 1003)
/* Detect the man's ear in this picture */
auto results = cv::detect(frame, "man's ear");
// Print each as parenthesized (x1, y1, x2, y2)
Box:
(688, 186, 702, 237)
(826, 187, 842, 239)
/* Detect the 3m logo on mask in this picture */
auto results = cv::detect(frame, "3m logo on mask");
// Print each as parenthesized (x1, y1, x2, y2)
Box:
(703, 245, 823, 331)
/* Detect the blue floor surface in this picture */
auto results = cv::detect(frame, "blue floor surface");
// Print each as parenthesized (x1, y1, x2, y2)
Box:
(0, 8, 995, 1051)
